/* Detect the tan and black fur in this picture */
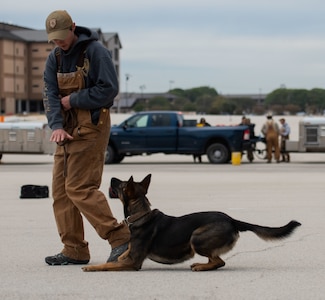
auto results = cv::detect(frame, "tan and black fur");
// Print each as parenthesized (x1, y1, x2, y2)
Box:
(82, 174, 301, 272)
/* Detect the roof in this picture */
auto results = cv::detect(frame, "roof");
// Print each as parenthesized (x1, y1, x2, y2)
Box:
(0, 29, 25, 41)
(11, 29, 48, 42)
(0, 22, 119, 44)
(103, 32, 122, 48)
(112, 92, 177, 109)
(0, 122, 48, 130)
(301, 117, 325, 125)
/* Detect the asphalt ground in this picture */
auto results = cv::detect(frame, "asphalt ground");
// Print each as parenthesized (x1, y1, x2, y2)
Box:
(1, 152, 324, 300)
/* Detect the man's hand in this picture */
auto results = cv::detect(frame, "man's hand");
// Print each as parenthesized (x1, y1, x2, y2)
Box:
(50, 129, 73, 143)
(61, 95, 71, 111)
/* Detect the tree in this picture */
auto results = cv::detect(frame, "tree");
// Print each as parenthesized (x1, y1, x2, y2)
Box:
(196, 94, 215, 114)
(182, 86, 218, 102)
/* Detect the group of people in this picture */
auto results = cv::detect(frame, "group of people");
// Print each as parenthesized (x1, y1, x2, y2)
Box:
(194, 115, 291, 164)
(261, 114, 291, 163)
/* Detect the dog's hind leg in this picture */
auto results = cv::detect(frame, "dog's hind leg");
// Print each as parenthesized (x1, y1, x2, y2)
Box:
(191, 257, 225, 271)
(189, 223, 239, 271)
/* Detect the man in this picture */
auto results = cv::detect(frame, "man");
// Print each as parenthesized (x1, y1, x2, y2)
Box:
(279, 118, 291, 162)
(261, 113, 280, 163)
(43, 10, 129, 265)
(243, 117, 255, 162)
(193, 118, 211, 162)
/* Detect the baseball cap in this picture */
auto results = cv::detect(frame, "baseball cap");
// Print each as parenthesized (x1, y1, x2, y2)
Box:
(45, 10, 73, 42)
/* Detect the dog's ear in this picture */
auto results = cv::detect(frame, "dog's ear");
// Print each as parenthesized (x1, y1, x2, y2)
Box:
(126, 176, 135, 196)
(141, 174, 151, 193)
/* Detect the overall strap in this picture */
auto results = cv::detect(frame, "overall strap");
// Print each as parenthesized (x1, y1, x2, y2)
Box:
(55, 40, 92, 72)
(55, 47, 61, 72)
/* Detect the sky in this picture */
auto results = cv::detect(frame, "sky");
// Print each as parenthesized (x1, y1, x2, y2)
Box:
(2, 0, 325, 95)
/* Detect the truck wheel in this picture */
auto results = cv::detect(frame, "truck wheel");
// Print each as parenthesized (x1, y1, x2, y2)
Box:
(105, 145, 118, 164)
(114, 154, 125, 163)
(206, 143, 229, 164)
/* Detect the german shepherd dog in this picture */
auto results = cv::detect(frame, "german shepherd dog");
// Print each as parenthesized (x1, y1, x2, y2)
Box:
(82, 174, 301, 272)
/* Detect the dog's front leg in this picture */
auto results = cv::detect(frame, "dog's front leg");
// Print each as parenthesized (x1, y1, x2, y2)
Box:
(82, 255, 140, 272)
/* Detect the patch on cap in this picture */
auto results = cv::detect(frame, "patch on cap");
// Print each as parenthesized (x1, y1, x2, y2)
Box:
(49, 18, 57, 29)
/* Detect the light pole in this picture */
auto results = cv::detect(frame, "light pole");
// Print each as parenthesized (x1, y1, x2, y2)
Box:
(125, 73, 131, 112)
(139, 85, 146, 99)
(169, 80, 174, 91)
(139, 85, 146, 109)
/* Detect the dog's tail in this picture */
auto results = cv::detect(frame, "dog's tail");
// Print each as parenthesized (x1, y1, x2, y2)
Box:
(234, 220, 301, 241)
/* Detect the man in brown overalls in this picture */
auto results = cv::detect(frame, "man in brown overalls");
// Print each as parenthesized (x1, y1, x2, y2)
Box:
(43, 10, 129, 265)
(261, 114, 280, 163)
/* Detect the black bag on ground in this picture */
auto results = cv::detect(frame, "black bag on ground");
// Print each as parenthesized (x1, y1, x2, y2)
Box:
(20, 185, 49, 199)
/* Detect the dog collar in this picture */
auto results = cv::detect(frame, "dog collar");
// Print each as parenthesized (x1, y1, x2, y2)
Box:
(123, 211, 152, 227)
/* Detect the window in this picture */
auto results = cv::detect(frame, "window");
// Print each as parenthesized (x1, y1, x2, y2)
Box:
(305, 127, 318, 144)
(125, 114, 148, 128)
(150, 114, 171, 127)
(114, 48, 119, 60)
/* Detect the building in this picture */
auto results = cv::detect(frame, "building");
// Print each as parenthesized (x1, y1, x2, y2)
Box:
(112, 92, 178, 113)
(0, 22, 122, 115)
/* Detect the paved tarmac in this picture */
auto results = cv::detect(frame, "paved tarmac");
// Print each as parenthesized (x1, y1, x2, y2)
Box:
(1, 152, 324, 300)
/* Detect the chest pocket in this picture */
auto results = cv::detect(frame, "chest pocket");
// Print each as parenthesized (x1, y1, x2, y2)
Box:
(55, 42, 90, 97)
(57, 69, 85, 97)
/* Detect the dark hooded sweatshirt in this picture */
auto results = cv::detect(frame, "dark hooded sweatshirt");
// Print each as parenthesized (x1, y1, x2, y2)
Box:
(43, 26, 118, 130)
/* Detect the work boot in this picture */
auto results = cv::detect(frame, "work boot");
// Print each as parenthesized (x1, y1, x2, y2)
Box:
(45, 253, 89, 266)
(107, 243, 128, 262)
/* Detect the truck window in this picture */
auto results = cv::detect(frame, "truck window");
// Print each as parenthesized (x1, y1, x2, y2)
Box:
(150, 114, 171, 127)
(126, 115, 149, 128)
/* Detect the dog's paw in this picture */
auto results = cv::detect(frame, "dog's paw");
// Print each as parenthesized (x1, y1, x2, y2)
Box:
(82, 266, 94, 272)
(190, 263, 203, 271)
(190, 261, 225, 271)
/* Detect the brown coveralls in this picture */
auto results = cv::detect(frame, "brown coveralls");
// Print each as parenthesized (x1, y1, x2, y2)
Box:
(53, 63, 129, 261)
(262, 120, 280, 163)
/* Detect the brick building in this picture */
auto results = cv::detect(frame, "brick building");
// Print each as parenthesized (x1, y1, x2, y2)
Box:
(0, 22, 122, 115)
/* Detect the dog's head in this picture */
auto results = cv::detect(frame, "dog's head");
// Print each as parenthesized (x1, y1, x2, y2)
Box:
(109, 174, 152, 217)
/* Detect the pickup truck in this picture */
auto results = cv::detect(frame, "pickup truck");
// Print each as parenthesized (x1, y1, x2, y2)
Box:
(106, 111, 251, 164)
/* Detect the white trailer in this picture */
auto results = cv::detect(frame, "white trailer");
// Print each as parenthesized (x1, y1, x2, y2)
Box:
(286, 117, 325, 152)
(0, 122, 56, 160)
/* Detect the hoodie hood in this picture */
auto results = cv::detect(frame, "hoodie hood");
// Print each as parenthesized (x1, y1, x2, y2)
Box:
(63, 26, 98, 55)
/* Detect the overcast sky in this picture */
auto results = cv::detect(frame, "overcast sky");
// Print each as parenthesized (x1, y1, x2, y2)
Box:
(2, 0, 325, 95)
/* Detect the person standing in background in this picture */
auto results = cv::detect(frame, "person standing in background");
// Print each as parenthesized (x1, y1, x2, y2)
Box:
(193, 118, 211, 162)
(244, 117, 255, 162)
(279, 118, 291, 162)
(261, 114, 280, 163)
